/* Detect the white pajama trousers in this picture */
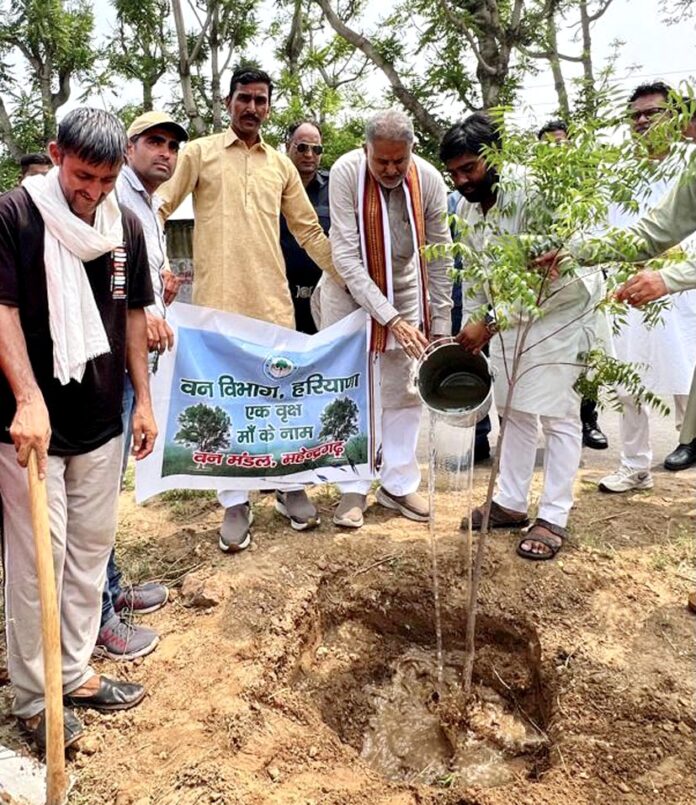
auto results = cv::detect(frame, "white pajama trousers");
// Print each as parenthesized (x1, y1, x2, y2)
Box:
(339, 405, 422, 497)
(0, 437, 122, 718)
(619, 394, 688, 472)
(494, 410, 582, 528)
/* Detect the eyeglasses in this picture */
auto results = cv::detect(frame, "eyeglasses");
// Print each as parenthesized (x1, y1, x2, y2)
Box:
(295, 142, 323, 155)
(628, 107, 666, 122)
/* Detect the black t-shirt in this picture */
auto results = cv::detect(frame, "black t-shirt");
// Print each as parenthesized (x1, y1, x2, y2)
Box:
(0, 187, 154, 455)
(279, 170, 330, 335)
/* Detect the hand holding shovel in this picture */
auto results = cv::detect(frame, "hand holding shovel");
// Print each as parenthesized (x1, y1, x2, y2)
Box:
(27, 449, 68, 805)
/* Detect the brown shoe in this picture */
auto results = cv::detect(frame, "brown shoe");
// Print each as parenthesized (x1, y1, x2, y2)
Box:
(375, 487, 429, 522)
(333, 493, 367, 528)
(467, 500, 529, 532)
(688, 592, 696, 614)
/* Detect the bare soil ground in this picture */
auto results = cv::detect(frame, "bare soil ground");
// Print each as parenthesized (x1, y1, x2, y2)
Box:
(1, 460, 695, 805)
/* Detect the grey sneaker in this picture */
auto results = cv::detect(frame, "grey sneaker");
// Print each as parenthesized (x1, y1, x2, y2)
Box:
(94, 614, 159, 661)
(115, 582, 169, 615)
(598, 466, 653, 493)
(333, 493, 367, 528)
(275, 490, 320, 531)
(219, 503, 253, 553)
(375, 487, 429, 522)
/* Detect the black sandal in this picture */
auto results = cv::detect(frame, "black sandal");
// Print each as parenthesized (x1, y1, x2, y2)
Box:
(516, 518, 568, 561)
(467, 500, 530, 532)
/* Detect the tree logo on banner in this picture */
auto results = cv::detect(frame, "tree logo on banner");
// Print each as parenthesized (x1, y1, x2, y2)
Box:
(263, 355, 297, 380)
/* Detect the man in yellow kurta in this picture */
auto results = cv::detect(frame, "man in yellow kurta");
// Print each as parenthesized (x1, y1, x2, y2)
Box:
(159, 67, 340, 552)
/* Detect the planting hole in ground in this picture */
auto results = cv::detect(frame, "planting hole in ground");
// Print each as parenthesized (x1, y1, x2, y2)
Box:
(293, 577, 552, 788)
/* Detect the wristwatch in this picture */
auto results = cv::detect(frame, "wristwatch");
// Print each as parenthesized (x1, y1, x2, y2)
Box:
(484, 312, 499, 336)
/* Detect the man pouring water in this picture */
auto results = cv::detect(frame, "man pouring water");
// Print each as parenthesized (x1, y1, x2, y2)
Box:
(316, 109, 453, 529)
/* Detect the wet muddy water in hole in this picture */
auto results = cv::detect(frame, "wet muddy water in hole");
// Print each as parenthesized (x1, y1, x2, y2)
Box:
(360, 645, 546, 787)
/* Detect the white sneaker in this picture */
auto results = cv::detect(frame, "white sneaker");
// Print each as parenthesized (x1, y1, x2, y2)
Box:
(598, 466, 653, 493)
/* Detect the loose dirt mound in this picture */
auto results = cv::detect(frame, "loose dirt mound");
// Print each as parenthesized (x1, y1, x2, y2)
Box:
(1, 468, 694, 804)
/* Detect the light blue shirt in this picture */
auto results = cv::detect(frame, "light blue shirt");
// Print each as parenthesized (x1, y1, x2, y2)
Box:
(116, 165, 167, 318)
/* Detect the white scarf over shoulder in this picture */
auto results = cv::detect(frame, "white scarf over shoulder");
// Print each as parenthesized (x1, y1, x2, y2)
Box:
(23, 166, 123, 385)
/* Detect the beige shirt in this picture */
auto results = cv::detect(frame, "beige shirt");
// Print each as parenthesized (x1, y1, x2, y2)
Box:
(158, 129, 338, 327)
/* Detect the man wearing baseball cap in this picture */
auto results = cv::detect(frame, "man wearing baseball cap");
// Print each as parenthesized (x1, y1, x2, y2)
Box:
(95, 111, 188, 662)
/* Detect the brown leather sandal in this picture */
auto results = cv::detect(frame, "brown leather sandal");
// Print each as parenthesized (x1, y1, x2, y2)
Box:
(516, 518, 568, 561)
(466, 500, 530, 532)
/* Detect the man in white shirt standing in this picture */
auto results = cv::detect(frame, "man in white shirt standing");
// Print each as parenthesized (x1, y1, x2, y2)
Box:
(598, 82, 696, 492)
(441, 113, 599, 561)
(96, 112, 188, 661)
(318, 109, 453, 528)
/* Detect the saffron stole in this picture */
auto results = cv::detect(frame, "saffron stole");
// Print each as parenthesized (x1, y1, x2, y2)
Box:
(357, 158, 431, 353)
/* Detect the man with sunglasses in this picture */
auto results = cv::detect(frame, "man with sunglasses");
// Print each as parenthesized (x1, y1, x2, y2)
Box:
(281, 121, 329, 334)
(159, 68, 341, 551)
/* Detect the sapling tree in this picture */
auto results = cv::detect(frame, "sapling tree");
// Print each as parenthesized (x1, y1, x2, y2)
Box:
(427, 82, 693, 698)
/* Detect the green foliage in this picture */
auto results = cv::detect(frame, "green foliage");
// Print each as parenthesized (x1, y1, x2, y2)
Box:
(575, 347, 670, 415)
(319, 397, 359, 442)
(103, 0, 173, 109)
(174, 403, 231, 452)
(426, 84, 693, 412)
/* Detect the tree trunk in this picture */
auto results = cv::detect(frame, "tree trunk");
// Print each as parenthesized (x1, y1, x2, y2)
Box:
(579, 0, 596, 113)
(475, 30, 506, 109)
(210, 4, 223, 132)
(143, 81, 154, 111)
(546, 16, 570, 118)
(39, 64, 56, 145)
(0, 97, 23, 160)
(313, 0, 442, 139)
(171, 0, 207, 136)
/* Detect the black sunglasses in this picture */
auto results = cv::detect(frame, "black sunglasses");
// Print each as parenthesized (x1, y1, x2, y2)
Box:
(295, 142, 323, 155)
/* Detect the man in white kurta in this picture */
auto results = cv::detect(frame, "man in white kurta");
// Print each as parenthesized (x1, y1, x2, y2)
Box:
(602, 163, 696, 487)
(599, 82, 696, 492)
(440, 114, 601, 559)
(317, 110, 452, 528)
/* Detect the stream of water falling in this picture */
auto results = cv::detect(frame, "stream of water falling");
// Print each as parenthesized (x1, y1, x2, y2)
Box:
(427, 411, 476, 693)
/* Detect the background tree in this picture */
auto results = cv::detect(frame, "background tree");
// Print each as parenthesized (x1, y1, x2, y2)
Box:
(311, 0, 569, 150)
(175, 404, 232, 452)
(319, 397, 359, 442)
(105, 0, 173, 112)
(170, 0, 258, 135)
(0, 0, 96, 152)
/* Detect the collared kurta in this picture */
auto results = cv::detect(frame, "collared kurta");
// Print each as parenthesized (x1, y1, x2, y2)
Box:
(158, 129, 338, 327)
(571, 153, 696, 440)
(317, 149, 453, 409)
(459, 168, 602, 419)
(570, 152, 696, 291)
(607, 165, 696, 395)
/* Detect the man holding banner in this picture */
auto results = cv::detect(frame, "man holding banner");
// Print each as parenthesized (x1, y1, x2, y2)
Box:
(317, 110, 453, 528)
(159, 67, 342, 551)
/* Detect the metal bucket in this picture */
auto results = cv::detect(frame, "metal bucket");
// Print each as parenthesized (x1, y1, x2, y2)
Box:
(416, 338, 493, 428)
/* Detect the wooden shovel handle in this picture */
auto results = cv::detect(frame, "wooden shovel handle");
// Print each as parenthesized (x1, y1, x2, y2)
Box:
(27, 451, 68, 805)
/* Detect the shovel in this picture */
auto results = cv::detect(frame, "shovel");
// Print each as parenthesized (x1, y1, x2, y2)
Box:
(0, 450, 69, 805)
